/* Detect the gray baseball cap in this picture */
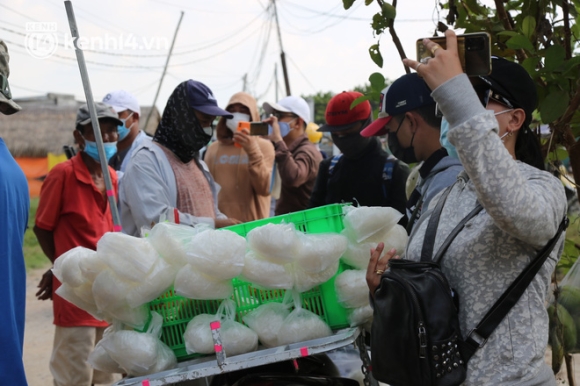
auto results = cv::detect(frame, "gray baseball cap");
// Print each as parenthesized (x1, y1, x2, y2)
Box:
(0, 40, 22, 115)
(76, 102, 123, 129)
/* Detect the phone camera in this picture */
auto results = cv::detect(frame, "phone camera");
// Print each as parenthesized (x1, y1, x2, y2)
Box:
(466, 37, 485, 51)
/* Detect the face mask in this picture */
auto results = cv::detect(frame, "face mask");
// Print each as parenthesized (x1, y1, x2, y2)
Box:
(387, 117, 417, 164)
(440, 117, 458, 159)
(225, 112, 251, 132)
(331, 132, 371, 159)
(203, 126, 214, 137)
(83, 139, 117, 163)
(269, 118, 296, 138)
(117, 112, 134, 141)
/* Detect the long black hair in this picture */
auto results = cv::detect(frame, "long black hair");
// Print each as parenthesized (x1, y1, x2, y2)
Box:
(515, 126, 545, 171)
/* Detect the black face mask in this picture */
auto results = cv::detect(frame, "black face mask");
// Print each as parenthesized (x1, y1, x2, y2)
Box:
(332, 132, 371, 159)
(388, 117, 417, 164)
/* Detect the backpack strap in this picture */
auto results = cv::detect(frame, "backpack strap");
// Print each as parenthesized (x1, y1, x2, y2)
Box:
(420, 185, 453, 262)
(381, 156, 396, 200)
(328, 154, 342, 176)
(461, 216, 568, 361)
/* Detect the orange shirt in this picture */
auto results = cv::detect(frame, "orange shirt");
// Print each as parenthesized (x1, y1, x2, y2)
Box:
(36, 153, 117, 327)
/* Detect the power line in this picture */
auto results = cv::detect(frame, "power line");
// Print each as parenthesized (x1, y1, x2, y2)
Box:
(287, 54, 317, 92)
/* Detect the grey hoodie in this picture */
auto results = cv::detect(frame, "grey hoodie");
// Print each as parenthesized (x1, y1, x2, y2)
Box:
(406, 74, 566, 385)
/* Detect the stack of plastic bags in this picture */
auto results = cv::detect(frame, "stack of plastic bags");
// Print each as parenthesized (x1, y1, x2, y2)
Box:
(243, 291, 331, 347)
(89, 313, 176, 376)
(242, 223, 348, 292)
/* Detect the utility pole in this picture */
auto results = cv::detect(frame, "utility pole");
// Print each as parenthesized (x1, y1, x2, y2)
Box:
(272, 0, 291, 96)
(242, 73, 248, 92)
(144, 11, 184, 131)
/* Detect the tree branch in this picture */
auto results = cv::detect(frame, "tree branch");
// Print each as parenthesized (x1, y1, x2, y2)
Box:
(563, 0, 572, 60)
(493, 0, 528, 62)
(379, 0, 409, 73)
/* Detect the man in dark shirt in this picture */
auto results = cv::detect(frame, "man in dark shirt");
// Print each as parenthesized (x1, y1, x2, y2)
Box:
(309, 91, 410, 224)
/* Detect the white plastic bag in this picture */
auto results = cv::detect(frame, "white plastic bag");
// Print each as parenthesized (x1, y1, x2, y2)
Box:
(340, 237, 378, 270)
(293, 260, 339, 293)
(105, 304, 150, 330)
(87, 327, 124, 374)
(335, 269, 369, 309)
(277, 291, 332, 345)
(342, 206, 403, 243)
(240, 251, 294, 290)
(148, 222, 205, 267)
(294, 233, 348, 273)
(174, 264, 233, 300)
(242, 299, 292, 348)
(184, 299, 258, 356)
(92, 269, 133, 312)
(53, 247, 95, 288)
(349, 304, 373, 328)
(55, 283, 103, 320)
(77, 251, 107, 283)
(101, 313, 176, 376)
(377, 224, 408, 257)
(247, 223, 301, 264)
(126, 259, 177, 308)
(184, 229, 246, 280)
(97, 232, 159, 283)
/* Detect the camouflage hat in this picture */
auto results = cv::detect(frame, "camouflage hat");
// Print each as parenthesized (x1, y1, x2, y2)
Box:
(0, 40, 21, 115)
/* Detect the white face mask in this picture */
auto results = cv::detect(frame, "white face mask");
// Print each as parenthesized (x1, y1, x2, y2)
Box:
(225, 112, 251, 132)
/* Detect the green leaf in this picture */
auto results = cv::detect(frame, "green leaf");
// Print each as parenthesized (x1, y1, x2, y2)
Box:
(548, 146, 570, 162)
(343, 0, 356, 10)
(539, 90, 570, 123)
(544, 45, 566, 72)
(381, 3, 397, 20)
(372, 13, 387, 33)
(351, 95, 371, 109)
(505, 34, 535, 53)
(496, 30, 519, 37)
(521, 15, 536, 39)
(369, 72, 386, 92)
(365, 0, 374, 5)
(522, 57, 541, 76)
(369, 44, 383, 68)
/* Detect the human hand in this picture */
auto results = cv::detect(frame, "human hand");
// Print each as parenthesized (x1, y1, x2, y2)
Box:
(233, 128, 255, 152)
(262, 115, 283, 143)
(366, 243, 399, 298)
(215, 218, 242, 228)
(36, 268, 53, 301)
(402, 29, 463, 93)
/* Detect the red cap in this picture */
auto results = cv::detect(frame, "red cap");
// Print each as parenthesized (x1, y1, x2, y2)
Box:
(318, 91, 371, 132)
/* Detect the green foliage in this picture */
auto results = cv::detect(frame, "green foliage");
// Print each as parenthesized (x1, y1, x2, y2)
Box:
(369, 43, 383, 68)
(343, 0, 356, 10)
(24, 197, 50, 272)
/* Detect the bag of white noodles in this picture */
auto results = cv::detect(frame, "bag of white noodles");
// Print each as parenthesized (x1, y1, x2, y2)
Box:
(97, 233, 159, 283)
(342, 206, 403, 243)
(87, 325, 124, 374)
(247, 223, 302, 264)
(293, 260, 339, 293)
(125, 257, 177, 308)
(55, 283, 103, 320)
(335, 269, 370, 309)
(53, 247, 99, 288)
(174, 264, 233, 300)
(277, 291, 332, 345)
(349, 304, 373, 332)
(148, 222, 210, 268)
(240, 250, 294, 290)
(184, 299, 258, 356)
(340, 233, 378, 270)
(183, 229, 246, 280)
(294, 233, 348, 273)
(242, 293, 293, 348)
(372, 224, 408, 257)
(100, 313, 176, 377)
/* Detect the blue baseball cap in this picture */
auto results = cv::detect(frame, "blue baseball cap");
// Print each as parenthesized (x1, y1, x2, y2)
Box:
(185, 80, 232, 118)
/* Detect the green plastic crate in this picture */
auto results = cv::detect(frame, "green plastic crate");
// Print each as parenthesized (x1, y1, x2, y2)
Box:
(149, 204, 352, 361)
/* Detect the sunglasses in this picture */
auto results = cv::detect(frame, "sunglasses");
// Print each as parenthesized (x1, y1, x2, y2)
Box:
(475, 87, 514, 109)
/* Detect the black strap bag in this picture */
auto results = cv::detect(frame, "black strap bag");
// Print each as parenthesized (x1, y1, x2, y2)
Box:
(370, 186, 567, 386)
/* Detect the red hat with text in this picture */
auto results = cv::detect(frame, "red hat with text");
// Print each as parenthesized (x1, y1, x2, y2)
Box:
(317, 91, 371, 132)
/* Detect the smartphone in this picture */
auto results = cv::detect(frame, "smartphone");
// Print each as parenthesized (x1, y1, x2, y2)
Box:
(416, 32, 491, 76)
(249, 122, 269, 136)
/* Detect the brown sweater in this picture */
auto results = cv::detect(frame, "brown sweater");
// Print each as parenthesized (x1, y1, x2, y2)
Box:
(204, 138, 275, 222)
(274, 134, 322, 215)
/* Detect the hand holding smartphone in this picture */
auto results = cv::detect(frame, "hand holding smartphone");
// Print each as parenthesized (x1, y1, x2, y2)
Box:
(416, 32, 491, 76)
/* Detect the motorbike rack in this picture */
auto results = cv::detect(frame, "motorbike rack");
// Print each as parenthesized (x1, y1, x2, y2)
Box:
(113, 327, 378, 386)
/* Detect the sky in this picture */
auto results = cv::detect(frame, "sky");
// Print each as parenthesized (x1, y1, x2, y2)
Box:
(1, 0, 448, 120)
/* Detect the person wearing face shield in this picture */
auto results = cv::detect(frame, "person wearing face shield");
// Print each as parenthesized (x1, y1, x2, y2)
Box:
(33, 102, 123, 386)
(203, 92, 275, 222)
(102, 89, 149, 174)
(262, 96, 322, 215)
(308, 91, 410, 223)
(120, 80, 241, 236)
(360, 74, 463, 233)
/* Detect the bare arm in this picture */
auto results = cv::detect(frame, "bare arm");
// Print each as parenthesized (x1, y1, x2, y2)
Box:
(33, 225, 55, 300)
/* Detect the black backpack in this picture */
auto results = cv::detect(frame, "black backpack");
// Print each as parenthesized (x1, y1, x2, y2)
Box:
(370, 186, 567, 386)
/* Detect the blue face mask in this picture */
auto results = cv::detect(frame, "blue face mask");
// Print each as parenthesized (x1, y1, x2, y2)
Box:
(117, 112, 134, 141)
(83, 139, 118, 163)
(440, 117, 458, 159)
(268, 118, 295, 138)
